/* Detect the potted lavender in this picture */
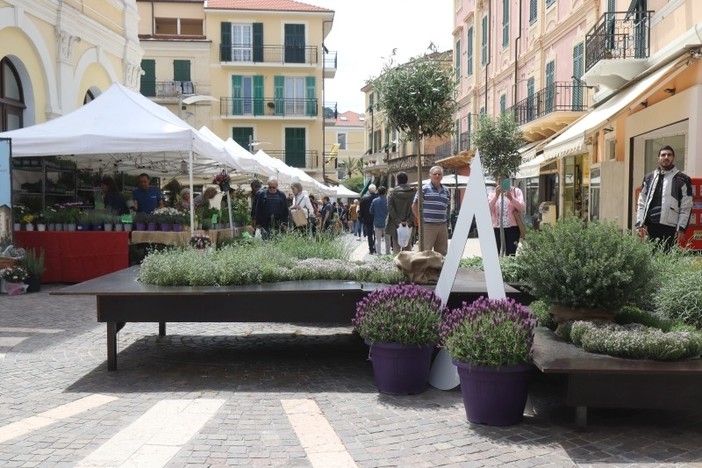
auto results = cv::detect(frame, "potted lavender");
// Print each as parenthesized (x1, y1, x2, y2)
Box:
(353, 283, 447, 395)
(441, 297, 535, 426)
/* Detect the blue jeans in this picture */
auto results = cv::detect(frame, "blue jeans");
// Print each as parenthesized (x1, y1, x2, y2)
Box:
(354, 219, 362, 237)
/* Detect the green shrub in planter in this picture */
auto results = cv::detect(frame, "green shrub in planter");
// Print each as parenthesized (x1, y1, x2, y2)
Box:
(654, 266, 702, 329)
(459, 255, 525, 284)
(567, 321, 702, 360)
(516, 218, 655, 312)
(528, 299, 556, 330)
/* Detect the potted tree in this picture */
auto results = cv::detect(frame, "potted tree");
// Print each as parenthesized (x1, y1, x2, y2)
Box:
(441, 296, 535, 426)
(352, 283, 447, 395)
(516, 217, 656, 324)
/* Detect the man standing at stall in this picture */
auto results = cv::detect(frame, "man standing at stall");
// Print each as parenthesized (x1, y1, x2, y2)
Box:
(132, 173, 163, 213)
(412, 166, 450, 255)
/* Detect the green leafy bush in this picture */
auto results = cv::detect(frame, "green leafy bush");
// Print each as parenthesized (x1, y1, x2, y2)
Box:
(653, 263, 702, 329)
(528, 299, 556, 330)
(615, 305, 675, 331)
(567, 321, 702, 360)
(459, 255, 525, 284)
(516, 218, 655, 311)
(138, 238, 405, 286)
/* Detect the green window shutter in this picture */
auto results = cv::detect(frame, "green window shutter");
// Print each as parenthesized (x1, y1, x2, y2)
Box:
(274, 75, 284, 116)
(527, 77, 535, 120)
(455, 39, 461, 80)
(545, 61, 555, 112)
(481, 16, 488, 66)
(232, 127, 254, 151)
(285, 128, 306, 167)
(253, 23, 263, 62)
(572, 43, 584, 110)
(467, 27, 473, 76)
(305, 76, 316, 116)
(173, 60, 190, 82)
(221, 22, 232, 61)
(502, 0, 509, 48)
(232, 75, 242, 115)
(253, 75, 264, 116)
(529, 0, 537, 24)
(140, 59, 155, 96)
(500, 94, 506, 114)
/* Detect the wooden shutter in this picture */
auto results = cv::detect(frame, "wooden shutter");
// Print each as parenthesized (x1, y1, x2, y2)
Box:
(253, 23, 263, 62)
(253, 75, 264, 116)
(221, 22, 232, 61)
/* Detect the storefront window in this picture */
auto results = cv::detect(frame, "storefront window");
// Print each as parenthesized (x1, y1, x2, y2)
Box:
(590, 166, 600, 221)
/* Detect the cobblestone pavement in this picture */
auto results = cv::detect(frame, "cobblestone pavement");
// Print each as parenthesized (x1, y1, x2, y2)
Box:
(1, 286, 702, 467)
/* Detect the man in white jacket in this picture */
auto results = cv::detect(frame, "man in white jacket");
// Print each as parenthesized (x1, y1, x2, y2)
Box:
(635, 145, 692, 250)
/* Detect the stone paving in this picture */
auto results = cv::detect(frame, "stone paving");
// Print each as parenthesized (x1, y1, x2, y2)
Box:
(2, 250, 702, 466)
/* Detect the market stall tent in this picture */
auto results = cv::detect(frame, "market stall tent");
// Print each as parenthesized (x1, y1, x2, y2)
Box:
(0, 82, 235, 228)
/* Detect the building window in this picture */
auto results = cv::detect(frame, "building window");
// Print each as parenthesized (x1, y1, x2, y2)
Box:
(337, 133, 347, 150)
(455, 39, 461, 80)
(572, 43, 584, 110)
(1, 57, 24, 131)
(529, 0, 537, 24)
(500, 94, 507, 114)
(545, 60, 555, 113)
(232, 127, 254, 151)
(546, 0, 555, 7)
(467, 26, 474, 76)
(527, 77, 535, 121)
(502, 0, 509, 48)
(231, 24, 253, 62)
(481, 16, 488, 66)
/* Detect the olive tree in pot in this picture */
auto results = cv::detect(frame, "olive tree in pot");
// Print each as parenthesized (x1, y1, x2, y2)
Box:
(471, 113, 524, 256)
(516, 217, 656, 324)
(370, 46, 457, 250)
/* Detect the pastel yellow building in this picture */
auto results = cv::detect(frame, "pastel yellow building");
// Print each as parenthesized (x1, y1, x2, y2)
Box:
(137, 0, 336, 184)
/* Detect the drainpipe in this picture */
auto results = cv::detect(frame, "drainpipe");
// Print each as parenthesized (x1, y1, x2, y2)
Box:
(322, 20, 333, 184)
(484, 2, 491, 112)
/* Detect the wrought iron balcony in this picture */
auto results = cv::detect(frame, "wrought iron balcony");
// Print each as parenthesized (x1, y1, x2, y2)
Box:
(265, 150, 319, 170)
(585, 10, 652, 72)
(508, 82, 590, 126)
(435, 141, 454, 160)
(220, 97, 319, 117)
(219, 44, 319, 64)
(140, 80, 195, 98)
(323, 103, 338, 120)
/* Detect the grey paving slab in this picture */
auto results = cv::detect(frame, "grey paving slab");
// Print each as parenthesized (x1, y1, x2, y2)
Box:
(1, 283, 702, 467)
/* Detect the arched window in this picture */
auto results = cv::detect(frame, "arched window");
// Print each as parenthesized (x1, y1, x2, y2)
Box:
(83, 89, 95, 104)
(0, 57, 24, 131)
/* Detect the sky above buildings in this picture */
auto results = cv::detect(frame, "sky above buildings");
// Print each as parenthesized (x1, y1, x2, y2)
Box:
(311, 0, 454, 114)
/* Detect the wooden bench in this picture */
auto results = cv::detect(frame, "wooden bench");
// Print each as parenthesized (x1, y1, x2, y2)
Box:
(533, 327, 702, 426)
(53, 267, 532, 371)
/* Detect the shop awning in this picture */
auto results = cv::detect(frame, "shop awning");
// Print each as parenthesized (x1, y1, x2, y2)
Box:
(516, 153, 546, 179)
(542, 60, 679, 161)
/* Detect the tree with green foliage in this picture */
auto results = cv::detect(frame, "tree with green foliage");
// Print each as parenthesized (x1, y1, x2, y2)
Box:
(472, 113, 524, 255)
(371, 47, 458, 249)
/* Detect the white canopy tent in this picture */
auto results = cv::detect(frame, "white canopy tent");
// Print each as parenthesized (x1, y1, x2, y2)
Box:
(335, 185, 361, 198)
(0, 82, 235, 228)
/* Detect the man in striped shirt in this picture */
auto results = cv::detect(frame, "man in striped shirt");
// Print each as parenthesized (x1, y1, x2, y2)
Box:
(412, 166, 451, 255)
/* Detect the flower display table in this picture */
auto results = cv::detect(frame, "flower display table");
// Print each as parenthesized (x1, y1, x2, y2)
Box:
(52, 268, 532, 371)
(130, 227, 254, 247)
(14, 231, 129, 283)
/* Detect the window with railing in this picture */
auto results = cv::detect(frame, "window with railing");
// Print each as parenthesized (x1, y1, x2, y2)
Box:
(507, 82, 590, 125)
(585, 10, 652, 71)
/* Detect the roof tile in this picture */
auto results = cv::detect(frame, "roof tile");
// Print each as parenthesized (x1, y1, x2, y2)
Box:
(206, 0, 333, 13)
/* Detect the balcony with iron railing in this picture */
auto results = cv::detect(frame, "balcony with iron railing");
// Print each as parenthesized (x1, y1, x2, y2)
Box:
(219, 44, 319, 65)
(585, 10, 652, 72)
(323, 103, 338, 122)
(507, 82, 590, 141)
(324, 51, 337, 78)
(220, 97, 319, 118)
(140, 80, 195, 99)
(264, 149, 319, 170)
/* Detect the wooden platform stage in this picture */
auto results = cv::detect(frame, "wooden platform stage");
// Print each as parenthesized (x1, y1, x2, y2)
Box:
(53, 266, 532, 370)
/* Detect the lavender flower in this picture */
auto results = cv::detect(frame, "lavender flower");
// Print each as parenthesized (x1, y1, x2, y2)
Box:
(441, 296, 535, 367)
(352, 283, 448, 345)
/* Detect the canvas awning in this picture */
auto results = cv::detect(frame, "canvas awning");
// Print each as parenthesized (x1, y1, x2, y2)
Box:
(542, 60, 680, 161)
